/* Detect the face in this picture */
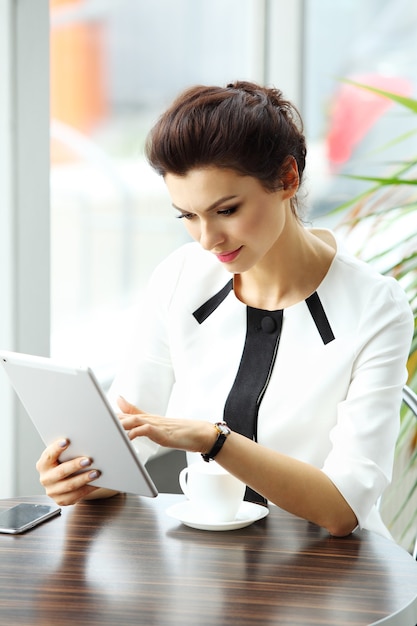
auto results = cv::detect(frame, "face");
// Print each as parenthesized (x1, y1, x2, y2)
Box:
(165, 167, 296, 274)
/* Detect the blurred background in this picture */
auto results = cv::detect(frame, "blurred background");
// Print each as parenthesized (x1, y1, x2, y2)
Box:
(49, 0, 417, 379)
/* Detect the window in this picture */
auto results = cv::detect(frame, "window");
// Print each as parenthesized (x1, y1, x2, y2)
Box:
(302, 0, 417, 216)
(50, 0, 268, 380)
(51, 0, 417, 379)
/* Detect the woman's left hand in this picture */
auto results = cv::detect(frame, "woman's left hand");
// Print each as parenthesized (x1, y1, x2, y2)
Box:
(117, 396, 216, 454)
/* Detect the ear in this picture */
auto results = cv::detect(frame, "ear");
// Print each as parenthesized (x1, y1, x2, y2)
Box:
(281, 156, 299, 199)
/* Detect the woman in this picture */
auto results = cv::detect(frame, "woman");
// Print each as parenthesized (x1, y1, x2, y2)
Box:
(37, 81, 413, 537)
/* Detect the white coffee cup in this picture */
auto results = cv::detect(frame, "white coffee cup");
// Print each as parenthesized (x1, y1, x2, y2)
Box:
(179, 462, 246, 523)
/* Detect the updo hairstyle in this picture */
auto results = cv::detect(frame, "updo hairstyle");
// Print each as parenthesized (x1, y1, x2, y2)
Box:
(146, 81, 307, 212)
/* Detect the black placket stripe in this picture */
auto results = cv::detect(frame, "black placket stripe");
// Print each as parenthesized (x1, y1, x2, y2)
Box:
(256, 334, 280, 410)
(223, 307, 283, 505)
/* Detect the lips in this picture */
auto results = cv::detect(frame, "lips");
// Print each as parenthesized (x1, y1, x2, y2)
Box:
(215, 247, 242, 263)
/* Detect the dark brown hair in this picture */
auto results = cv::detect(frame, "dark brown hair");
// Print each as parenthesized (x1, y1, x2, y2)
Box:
(146, 80, 307, 201)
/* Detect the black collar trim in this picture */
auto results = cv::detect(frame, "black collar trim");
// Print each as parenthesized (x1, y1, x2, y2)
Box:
(193, 282, 335, 344)
(305, 291, 335, 344)
(193, 279, 233, 323)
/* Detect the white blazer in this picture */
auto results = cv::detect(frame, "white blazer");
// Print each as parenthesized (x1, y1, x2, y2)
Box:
(109, 234, 414, 538)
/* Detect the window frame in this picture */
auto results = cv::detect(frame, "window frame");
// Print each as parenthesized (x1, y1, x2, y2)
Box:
(0, 0, 50, 497)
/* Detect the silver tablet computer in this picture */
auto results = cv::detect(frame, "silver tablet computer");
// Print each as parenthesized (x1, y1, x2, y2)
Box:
(0, 351, 158, 497)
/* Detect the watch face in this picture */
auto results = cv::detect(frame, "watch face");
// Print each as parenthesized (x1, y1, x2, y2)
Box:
(216, 422, 230, 435)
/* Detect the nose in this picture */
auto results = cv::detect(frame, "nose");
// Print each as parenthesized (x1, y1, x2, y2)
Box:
(198, 220, 225, 251)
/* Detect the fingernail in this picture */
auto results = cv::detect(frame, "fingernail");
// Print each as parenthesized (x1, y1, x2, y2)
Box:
(80, 458, 91, 468)
(59, 439, 69, 448)
(88, 470, 100, 480)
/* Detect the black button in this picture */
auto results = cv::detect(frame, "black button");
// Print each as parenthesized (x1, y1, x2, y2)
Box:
(261, 316, 276, 333)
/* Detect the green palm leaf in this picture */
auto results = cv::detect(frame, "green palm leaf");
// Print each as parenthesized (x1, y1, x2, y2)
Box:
(332, 80, 417, 553)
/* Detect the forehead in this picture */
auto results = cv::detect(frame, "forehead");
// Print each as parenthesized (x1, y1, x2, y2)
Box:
(164, 167, 262, 210)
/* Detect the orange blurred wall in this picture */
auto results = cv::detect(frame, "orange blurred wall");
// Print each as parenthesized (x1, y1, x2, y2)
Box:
(50, 0, 108, 160)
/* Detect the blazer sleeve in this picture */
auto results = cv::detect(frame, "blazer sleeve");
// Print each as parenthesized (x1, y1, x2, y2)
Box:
(107, 254, 180, 463)
(322, 276, 414, 529)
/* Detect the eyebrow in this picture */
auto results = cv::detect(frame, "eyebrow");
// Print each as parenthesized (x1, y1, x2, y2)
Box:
(172, 195, 239, 214)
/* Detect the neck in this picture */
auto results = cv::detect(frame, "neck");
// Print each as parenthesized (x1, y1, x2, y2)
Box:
(234, 224, 336, 311)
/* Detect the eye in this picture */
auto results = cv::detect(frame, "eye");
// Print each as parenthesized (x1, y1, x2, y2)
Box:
(176, 212, 195, 220)
(217, 206, 238, 216)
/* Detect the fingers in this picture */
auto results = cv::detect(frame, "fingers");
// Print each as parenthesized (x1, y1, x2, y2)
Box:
(125, 422, 154, 441)
(117, 395, 143, 415)
(119, 413, 159, 444)
(118, 408, 159, 439)
(36, 438, 69, 472)
(36, 439, 101, 506)
(119, 411, 145, 432)
(121, 414, 213, 454)
(119, 408, 215, 456)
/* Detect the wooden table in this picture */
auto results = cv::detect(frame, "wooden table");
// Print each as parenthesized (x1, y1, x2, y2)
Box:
(0, 494, 416, 625)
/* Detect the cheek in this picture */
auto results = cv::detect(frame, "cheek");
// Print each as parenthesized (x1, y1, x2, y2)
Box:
(249, 205, 281, 237)
(238, 207, 266, 237)
(182, 220, 200, 240)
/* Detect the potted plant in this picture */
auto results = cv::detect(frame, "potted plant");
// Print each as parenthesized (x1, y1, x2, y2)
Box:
(330, 80, 417, 551)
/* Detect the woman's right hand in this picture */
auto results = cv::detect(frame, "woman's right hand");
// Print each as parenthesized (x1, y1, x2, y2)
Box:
(36, 439, 102, 506)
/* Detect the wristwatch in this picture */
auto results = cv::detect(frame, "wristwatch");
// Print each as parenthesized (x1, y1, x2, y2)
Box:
(201, 422, 231, 462)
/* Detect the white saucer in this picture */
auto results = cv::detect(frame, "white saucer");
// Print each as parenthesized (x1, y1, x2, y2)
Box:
(166, 500, 269, 531)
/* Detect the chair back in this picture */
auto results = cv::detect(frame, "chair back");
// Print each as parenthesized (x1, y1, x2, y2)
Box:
(402, 385, 417, 559)
(378, 385, 417, 559)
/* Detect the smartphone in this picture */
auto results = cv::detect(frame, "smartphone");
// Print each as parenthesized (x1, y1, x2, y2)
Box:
(0, 503, 61, 534)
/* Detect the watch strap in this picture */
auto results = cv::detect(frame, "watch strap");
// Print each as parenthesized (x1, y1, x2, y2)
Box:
(201, 422, 231, 462)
